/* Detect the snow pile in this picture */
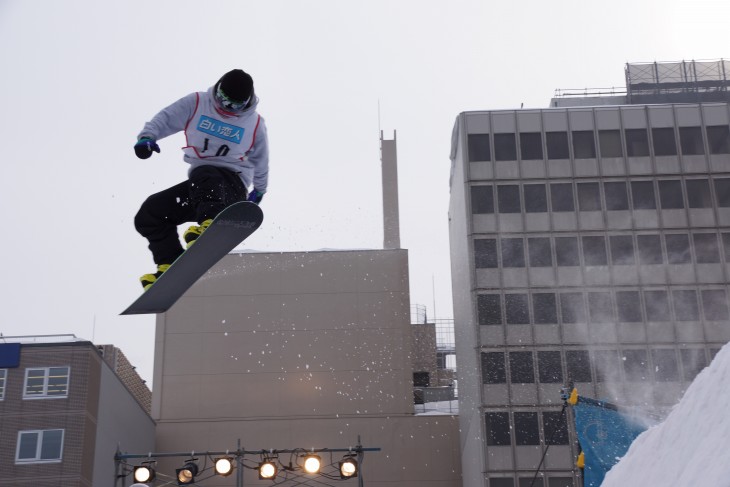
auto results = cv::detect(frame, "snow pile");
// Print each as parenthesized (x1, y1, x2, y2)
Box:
(602, 343, 730, 486)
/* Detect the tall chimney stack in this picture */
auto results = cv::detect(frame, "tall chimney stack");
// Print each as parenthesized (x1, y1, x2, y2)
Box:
(380, 130, 401, 249)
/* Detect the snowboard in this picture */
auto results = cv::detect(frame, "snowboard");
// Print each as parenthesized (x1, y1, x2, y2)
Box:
(121, 201, 264, 315)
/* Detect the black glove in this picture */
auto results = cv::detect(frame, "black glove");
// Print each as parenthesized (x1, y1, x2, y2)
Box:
(134, 137, 160, 159)
(247, 188, 265, 204)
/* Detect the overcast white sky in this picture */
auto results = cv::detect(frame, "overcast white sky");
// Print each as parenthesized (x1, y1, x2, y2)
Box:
(0, 0, 728, 385)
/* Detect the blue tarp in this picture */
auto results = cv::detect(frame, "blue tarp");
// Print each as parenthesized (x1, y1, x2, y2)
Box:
(573, 399, 647, 487)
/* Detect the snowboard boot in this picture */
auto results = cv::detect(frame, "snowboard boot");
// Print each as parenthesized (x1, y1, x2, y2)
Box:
(140, 264, 171, 290)
(183, 218, 213, 248)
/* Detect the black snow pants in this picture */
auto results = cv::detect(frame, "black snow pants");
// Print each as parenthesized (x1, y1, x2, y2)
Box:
(134, 165, 248, 265)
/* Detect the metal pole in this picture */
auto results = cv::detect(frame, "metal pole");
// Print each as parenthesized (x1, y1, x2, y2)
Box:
(357, 435, 364, 487)
(114, 446, 123, 487)
(237, 439, 243, 487)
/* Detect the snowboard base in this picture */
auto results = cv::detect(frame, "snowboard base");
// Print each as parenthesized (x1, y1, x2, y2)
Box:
(121, 202, 263, 315)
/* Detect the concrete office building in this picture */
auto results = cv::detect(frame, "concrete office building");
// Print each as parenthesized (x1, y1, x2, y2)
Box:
(448, 60, 730, 487)
(0, 336, 154, 487)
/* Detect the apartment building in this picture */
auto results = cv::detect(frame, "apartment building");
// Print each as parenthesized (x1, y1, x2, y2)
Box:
(0, 336, 154, 487)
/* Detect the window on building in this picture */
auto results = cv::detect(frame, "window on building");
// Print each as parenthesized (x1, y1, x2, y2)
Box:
(474, 239, 498, 268)
(577, 182, 602, 211)
(467, 133, 491, 162)
(694, 233, 721, 263)
(520, 479, 544, 487)
(686, 179, 712, 208)
(506, 294, 530, 324)
(550, 183, 575, 212)
(715, 179, 730, 207)
(631, 181, 657, 209)
(599, 129, 623, 157)
(0, 369, 6, 400)
(566, 350, 592, 382)
(625, 128, 650, 157)
(644, 290, 672, 322)
(478, 295, 502, 326)
(528, 238, 553, 267)
(555, 237, 580, 266)
(665, 234, 692, 264)
(543, 411, 570, 445)
(593, 349, 621, 382)
(471, 185, 494, 214)
(24, 367, 70, 399)
(701, 289, 730, 321)
(524, 184, 548, 213)
(616, 291, 643, 322)
(482, 352, 506, 384)
(652, 349, 679, 382)
(491, 479, 515, 487)
(610, 235, 635, 265)
(436, 352, 454, 370)
(501, 238, 525, 267)
(533, 293, 558, 324)
(548, 478, 574, 487)
(485, 412, 511, 446)
(538, 351, 563, 383)
(723, 233, 730, 261)
(652, 127, 678, 156)
(658, 180, 685, 209)
(623, 349, 649, 381)
(680, 349, 707, 382)
(588, 292, 614, 323)
(679, 126, 705, 155)
(509, 352, 535, 383)
(582, 236, 608, 266)
(494, 133, 517, 161)
(707, 125, 730, 154)
(520, 132, 544, 160)
(572, 130, 596, 159)
(673, 290, 699, 321)
(514, 412, 540, 445)
(413, 371, 430, 387)
(604, 181, 630, 210)
(546, 131, 570, 159)
(560, 293, 586, 323)
(497, 185, 521, 213)
(16, 429, 64, 463)
(637, 235, 663, 264)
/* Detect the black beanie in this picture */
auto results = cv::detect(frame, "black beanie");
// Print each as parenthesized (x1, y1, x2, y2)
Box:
(217, 69, 254, 102)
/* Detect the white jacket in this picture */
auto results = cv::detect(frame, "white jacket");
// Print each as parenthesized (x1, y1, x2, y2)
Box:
(138, 87, 269, 193)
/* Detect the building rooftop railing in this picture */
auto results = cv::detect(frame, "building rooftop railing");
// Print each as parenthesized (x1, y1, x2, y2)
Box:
(0, 334, 85, 344)
(553, 87, 627, 98)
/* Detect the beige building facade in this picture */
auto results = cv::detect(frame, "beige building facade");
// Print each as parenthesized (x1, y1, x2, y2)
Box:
(150, 249, 461, 486)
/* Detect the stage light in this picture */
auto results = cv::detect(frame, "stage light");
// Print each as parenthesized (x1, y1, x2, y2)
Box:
(339, 455, 358, 478)
(303, 454, 321, 474)
(133, 465, 155, 483)
(258, 460, 278, 479)
(214, 457, 234, 477)
(176, 460, 199, 485)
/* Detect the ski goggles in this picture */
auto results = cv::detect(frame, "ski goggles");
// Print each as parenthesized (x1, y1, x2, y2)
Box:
(214, 85, 250, 113)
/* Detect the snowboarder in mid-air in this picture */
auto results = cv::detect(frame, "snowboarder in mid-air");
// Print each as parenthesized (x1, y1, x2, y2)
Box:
(133, 69, 269, 289)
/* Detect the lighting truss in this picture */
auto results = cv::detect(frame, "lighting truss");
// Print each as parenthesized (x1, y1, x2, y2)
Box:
(115, 437, 379, 487)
